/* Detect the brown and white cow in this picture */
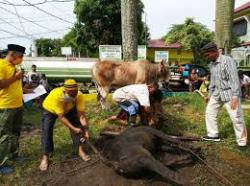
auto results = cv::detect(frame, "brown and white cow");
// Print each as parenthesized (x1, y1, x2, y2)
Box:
(92, 59, 169, 108)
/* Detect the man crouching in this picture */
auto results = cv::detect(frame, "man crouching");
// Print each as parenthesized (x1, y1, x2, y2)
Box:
(111, 83, 160, 126)
(39, 79, 90, 171)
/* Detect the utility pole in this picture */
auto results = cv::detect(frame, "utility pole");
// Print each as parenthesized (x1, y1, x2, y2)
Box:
(31, 40, 38, 57)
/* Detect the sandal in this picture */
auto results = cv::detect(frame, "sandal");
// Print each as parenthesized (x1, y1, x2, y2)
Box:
(39, 159, 48, 171)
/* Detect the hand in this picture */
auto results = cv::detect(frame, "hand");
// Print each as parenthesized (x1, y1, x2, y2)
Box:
(148, 119, 155, 126)
(144, 106, 150, 113)
(73, 127, 82, 134)
(27, 89, 34, 94)
(230, 97, 239, 110)
(23, 88, 34, 94)
(83, 130, 89, 140)
(204, 96, 210, 103)
(14, 71, 23, 80)
(80, 130, 89, 143)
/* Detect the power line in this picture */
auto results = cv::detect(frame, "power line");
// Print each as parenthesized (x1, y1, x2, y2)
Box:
(49, 1, 68, 16)
(0, 16, 35, 39)
(0, 28, 31, 39)
(0, 27, 71, 40)
(3, 0, 30, 38)
(0, 0, 73, 6)
(0, 4, 54, 31)
(13, 3, 35, 39)
(0, 19, 68, 24)
(0, 15, 71, 20)
(0, 1, 35, 39)
(22, 0, 74, 24)
(0, 18, 72, 24)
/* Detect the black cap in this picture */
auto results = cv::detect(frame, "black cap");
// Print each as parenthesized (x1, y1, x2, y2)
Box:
(238, 70, 244, 75)
(201, 42, 217, 52)
(7, 44, 26, 54)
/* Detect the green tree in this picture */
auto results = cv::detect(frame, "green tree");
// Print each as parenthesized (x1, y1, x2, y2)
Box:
(36, 38, 63, 57)
(165, 18, 213, 64)
(74, 0, 149, 56)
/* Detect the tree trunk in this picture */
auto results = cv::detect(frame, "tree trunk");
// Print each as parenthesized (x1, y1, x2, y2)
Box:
(121, 0, 138, 61)
(215, 0, 235, 55)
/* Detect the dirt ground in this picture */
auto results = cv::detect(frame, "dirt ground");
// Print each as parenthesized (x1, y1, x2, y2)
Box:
(24, 149, 250, 186)
(22, 126, 198, 186)
(25, 154, 202, 186)
(21, 127, 215, 186)
(19, 125, 249, 186)
(2, 97, 249, 186)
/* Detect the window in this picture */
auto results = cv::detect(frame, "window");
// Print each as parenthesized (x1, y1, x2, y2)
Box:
(233, 19, 247, 37)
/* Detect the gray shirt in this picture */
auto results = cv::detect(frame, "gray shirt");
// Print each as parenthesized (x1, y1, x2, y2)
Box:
(209, 55, 241, 102)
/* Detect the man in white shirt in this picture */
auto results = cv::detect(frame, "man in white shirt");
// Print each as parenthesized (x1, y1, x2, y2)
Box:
(239, 70, 250, 98)
(27, 64, 40, 84)
(112, 83, 158, 126)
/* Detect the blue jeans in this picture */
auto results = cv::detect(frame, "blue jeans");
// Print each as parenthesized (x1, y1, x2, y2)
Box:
(41, 108, 82, 155)
(119, 101, 139, 116)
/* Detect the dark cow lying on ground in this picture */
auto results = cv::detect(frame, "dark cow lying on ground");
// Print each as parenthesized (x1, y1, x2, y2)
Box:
(96, 126, 200, 185)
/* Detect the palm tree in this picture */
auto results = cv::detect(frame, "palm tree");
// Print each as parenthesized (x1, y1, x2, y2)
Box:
(121, 0, 138, 61)
(215, 0, 235, 54)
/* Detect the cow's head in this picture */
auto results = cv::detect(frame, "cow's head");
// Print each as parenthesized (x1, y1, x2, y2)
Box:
(158, 60, 170, 83)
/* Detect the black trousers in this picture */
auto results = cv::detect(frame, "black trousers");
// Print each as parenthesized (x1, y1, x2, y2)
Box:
(41, 108, 82, 155)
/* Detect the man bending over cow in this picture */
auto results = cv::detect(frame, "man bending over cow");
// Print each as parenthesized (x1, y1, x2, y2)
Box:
(111, 83, 160, 126)
(39, 79, 90, 171)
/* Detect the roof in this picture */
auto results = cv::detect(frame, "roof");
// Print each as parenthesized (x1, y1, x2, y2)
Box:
(148, 39, 182, 49)
(234, 2, 250, 14)
(241, 41, 250, 47)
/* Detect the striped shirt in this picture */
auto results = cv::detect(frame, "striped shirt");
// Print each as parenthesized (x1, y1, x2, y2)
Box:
(209, 55, 241, 102)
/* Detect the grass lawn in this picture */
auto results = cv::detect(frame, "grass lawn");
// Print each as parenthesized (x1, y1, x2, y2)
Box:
(0, 93, 250, 185)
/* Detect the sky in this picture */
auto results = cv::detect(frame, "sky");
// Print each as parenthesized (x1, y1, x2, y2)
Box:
(0, 0, 248, 53)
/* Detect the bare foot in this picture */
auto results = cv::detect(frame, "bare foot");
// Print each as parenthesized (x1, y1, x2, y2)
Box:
(79, 147, 91, 162)
(107, 116, 127, 125)
(107, 115, 117, 121)
(79, 153, 91, 162)
(39, 159, 48, 171)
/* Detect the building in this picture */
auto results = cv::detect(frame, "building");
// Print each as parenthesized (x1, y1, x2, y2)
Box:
(147, 39, 193, 64)
(232, 2, 250, 67)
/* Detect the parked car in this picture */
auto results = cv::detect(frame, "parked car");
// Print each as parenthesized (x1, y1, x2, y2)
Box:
(169, 64, 209, 91)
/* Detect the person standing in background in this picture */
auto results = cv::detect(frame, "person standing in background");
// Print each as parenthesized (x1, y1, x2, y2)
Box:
(21, 68, 28, 87)
(238, 70, 250, 99)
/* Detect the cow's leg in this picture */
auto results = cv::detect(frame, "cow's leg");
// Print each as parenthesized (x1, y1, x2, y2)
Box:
(93, 79, 110, 110)
(98, 86, 110, 110)
(140, 127, 200, 154)
(138, 156, 186, 185)
(117, 147, 185, 185)
(160, 146, 193, 166)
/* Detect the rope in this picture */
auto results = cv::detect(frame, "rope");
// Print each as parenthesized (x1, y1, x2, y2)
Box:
(170, 142, 234, 186)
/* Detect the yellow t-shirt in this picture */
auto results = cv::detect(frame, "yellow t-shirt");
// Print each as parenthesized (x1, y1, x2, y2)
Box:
(0, 59, 23, 109)
(199, 80, 210, 94)
(43, 87, 85, 115)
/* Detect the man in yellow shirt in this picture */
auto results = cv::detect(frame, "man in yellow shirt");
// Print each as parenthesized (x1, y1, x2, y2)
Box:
(39, 79, 90, 171)
(0, 44, 26, 174)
